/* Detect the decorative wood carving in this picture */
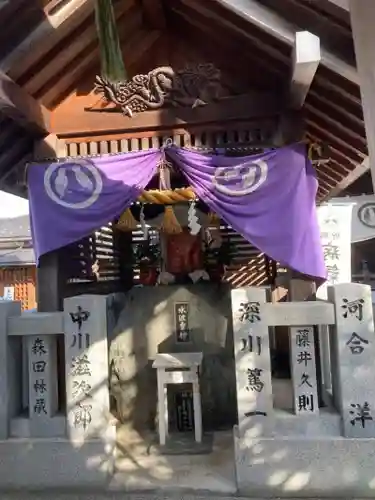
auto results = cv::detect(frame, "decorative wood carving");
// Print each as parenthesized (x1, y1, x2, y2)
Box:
(93, 63, 222, 117)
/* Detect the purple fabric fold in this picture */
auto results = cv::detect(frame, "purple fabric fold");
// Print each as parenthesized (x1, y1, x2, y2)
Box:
(28, 149, 161, 261)
(168, 144, 326, 280)
(28, 143, 326, 280)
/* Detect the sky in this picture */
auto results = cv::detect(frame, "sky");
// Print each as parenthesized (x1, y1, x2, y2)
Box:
(0, 191, 29, 219)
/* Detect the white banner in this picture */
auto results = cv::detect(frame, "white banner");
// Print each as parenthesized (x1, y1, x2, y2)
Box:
(331, 195, 375, 243)
(317, 203, 353, 299)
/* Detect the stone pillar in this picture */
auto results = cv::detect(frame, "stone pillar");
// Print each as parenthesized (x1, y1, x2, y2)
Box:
(231, 287, 273, 436)
(64, 295, 115, 446)
(27, 335, 58, 436)
(328, 283, 375, 437)
(289, 277, 323, 408)
(0, 301, 21, 438)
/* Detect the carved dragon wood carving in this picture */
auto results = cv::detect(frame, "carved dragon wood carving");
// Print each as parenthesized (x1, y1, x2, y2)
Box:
(93, 63, 222, 117)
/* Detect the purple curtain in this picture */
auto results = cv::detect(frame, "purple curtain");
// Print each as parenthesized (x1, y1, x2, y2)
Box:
(28, 143, 326, 279)
(168, 144, 326, 280)
(28, 149, 161, 260)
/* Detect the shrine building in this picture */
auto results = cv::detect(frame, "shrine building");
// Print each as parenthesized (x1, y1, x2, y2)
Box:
(1, 0, 375, 496)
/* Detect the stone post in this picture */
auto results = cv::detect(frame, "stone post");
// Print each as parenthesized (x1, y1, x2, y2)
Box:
(28, 335, 58, 436)
(231, 287, 273, 436)
(0, 301, 21, 439)
(328, 283, 375, 437)
(289, 277, 321, 413)
(64, 295, 115, 446)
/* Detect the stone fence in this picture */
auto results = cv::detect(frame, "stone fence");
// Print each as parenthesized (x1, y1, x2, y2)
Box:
(231, 282, 375, 497)
(0, 284, 374, 496)
(0, 294, 116, 488)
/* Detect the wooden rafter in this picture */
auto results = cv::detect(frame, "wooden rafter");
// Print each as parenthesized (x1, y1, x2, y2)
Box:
(40, 8, 148, 108)
(0, 70, 50, 134)
(307, 119, 365, 160)
(321, 157, 369, 200)
(24, 0, 136, 97)
(0, 0, 92, 79)
(211, 0, 358, 84)
(271, 0, 352, 37)
(305, 103, 367, 151)
(141, 0, 166, 29)
(0, 0, 362, 203)
(309, 140, 354, 172)
(307, 91, 365, 134)
(177, 0, 290, 68)
(169, 4, 288, 83)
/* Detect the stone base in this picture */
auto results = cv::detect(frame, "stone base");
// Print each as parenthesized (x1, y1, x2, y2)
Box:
(150, 432, 214, 455)
(0, 439, 114, 489)
(0, 430, 235, 493)
(5, 426, 375, 496)
(234, 425, 375, 497)
(112, 428, 236, 493)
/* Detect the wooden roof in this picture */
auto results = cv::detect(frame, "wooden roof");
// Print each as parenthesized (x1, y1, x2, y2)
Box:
(0, 0, 369, 202)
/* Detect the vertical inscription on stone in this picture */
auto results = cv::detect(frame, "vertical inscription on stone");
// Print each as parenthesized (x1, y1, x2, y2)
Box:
(29, 337, 48, 416)
(68, 305, 92, 434)
(175, 302, 190, 343)
(64, 296, 114, 444)
(328, 283, 375, 437)
(231, 287, 273, 435)
(28, 333, 58, 436)
(290, 326, 319, 415)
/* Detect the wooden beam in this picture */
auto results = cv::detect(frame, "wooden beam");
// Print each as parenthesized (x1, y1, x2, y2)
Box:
(322, 157, 370, 199)
(51, 92, 281, 136)
(0, 70, 50, 133)
(24, 0, 135, 97)
(0, 136, 32, 175)
(212, 0, 358, 84)
(141, 0, 166, 29)
(272, 110, 305, 147)
(0, 0, 92, 80)
(289, 31, 320, 109)
(272, 31, 319, 147)
(305, 102, 367, 150)
(307, 119, 365, 160)
(34, 133, 66, 160)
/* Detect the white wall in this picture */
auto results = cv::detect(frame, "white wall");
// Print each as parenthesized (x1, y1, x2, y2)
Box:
(0, 191, 28, 219)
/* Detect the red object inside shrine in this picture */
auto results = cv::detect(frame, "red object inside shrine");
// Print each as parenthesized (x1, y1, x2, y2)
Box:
(165, 227, 203, 275)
